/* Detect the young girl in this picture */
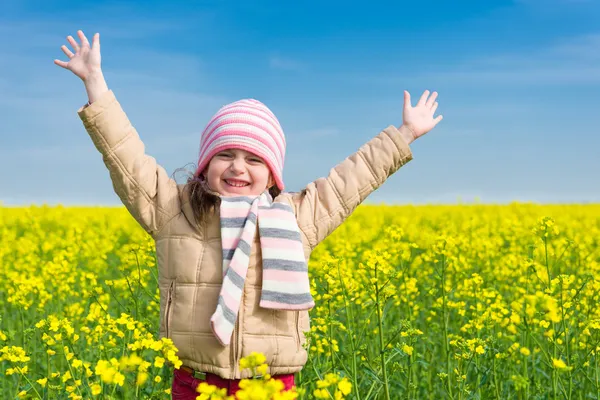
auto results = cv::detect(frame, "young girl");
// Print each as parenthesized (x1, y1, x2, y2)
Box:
(54, 30, 443, 398)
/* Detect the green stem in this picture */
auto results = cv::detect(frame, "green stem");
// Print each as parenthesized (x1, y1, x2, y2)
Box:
(595, 348, 599, 400)
(336, 262, 361, 400)
(19, 307, 25, 347)
(553, 338, 558, 395)
(441, 254, 453, 399)
(374, 262, 390, 400)
(492, 353, 501, 399)
(474, 282, 481, 400)
(523, 257, 533, 400)
(19, 371, 43, 400)
(327, 279, 335, 371)
(428, 350, 434, 399)
(544, 238, 551, 288)
(407, 354, 413, 399)
(46, 349, 50, 399)
(122, 271, 139, 320)
(559, 278, 572, 399)
(62, 340, 84, 399)
(543, 238, 559, 400)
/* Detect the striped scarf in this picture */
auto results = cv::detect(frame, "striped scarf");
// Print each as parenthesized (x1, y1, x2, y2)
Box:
(210, 191, 314, 346)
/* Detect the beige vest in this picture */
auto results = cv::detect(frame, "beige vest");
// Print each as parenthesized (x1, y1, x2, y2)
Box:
(78, 89, 413, 378)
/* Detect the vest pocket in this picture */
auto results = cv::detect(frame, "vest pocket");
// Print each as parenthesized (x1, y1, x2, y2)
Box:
(165, 280, 175, 337)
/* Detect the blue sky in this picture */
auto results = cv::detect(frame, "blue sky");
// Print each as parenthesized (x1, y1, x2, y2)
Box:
(1, 0, 599, 205)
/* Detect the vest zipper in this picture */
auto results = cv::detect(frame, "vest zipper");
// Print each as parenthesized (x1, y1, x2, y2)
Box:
(165, 280, 175, 338)
(229, 324, 236, 372)
(295, 311, 301, 351)
(235, 293, 243, 373)
(230, 293, 242, 377)
(235, 314, 241, 368)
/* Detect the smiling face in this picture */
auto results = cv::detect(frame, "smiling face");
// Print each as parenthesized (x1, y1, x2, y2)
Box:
(202, 148, 274, 197)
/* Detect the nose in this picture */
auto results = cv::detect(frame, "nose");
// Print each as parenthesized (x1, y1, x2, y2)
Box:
(229, 157, 245, 173)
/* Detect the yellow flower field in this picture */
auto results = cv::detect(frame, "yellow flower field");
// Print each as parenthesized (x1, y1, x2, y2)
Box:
(2, 203, 600, 399)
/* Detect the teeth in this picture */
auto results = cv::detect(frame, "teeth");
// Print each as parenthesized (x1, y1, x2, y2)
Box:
(225, 180, 249, 187)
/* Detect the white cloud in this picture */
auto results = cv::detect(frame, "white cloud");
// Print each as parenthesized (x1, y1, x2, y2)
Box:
(548, 33, 600, 61)
(269, 55, 306, 72)
(366, 32, 600, 87)
(428, 67, 600, 85)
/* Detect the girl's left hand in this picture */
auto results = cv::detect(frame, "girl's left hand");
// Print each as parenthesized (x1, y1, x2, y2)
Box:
(399, 90, 443, 144)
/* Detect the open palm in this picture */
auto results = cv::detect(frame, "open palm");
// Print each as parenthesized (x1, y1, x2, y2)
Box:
(54, 30, 101, 81)
(402, 90, 443, 140)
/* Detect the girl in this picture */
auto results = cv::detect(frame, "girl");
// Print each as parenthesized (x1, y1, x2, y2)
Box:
(54, 30, 443, 398)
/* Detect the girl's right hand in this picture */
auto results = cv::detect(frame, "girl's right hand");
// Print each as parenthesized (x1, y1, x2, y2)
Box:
(54, 30, 101, 82)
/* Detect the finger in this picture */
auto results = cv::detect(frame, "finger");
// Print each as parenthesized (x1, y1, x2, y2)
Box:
(426, 92, 438, 108)
(77, 30, 90, 47)
(434, 115, 444, 125)
(61, 45, 74, 58)
(91, 33, 100, 50)
(403, 90, 411, 109)
(431, 102, 439, 115)
(67, 35, 79, 52)
(54, 59, 69, 69)
(417, 90, 430, 107)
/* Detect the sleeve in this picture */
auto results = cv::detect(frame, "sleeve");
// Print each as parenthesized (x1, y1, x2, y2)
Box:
(78, 90, 181, 236)
(292, 125, 413, 250)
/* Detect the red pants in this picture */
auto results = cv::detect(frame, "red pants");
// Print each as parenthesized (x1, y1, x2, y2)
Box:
(171, 367, 295, 399)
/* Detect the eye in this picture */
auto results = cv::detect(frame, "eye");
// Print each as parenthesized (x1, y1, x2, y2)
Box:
(217, 152, 233, 158)
(248, 157, 264, 164)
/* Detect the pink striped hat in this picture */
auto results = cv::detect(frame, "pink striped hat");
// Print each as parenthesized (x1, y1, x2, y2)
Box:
(194, 98, 286, 191)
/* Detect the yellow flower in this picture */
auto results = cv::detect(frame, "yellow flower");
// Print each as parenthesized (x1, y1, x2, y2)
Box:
(338, 379, 352, 395)
(90, 383, 102, 395)
(240, 352, 267, 370)
(552, 358, 572, 371)
(114, 372, 125, 386)
(154, 356, 165, 368)
(136, 371, 148, 386)
(253, 363, 266, 375)
(62, 370, 72, 383)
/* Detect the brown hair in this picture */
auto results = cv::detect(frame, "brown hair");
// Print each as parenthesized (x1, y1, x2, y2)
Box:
(175, 166, 282, 227)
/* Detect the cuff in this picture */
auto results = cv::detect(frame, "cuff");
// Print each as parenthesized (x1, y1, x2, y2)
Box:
(77, 90, 117, 121)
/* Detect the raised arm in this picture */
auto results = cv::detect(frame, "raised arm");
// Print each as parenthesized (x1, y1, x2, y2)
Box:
(292, 90, 443, 249)
(55, 30, 180, 236)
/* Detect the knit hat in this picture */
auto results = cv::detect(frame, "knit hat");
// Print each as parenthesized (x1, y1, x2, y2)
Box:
(194, 99, 286, 191)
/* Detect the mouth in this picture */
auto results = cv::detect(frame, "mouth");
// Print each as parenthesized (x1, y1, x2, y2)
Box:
(223, 179, 250, 188)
